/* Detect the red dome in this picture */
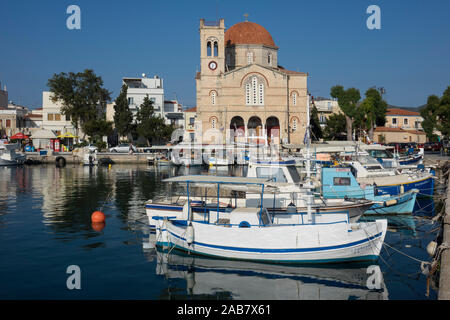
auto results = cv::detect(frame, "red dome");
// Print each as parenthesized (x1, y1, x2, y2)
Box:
(225, 22, 276, 47)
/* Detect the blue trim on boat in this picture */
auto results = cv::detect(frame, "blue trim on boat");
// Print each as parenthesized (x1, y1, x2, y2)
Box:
(166, 228, 383, 254)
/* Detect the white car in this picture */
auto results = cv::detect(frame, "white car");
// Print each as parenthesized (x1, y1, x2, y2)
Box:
(87, 144, 98, 152)
(109, 143, 137, 153)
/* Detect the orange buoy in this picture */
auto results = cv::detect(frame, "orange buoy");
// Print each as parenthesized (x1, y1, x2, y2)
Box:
(91, 221, 105, 232)
(91, 211, 105, 223)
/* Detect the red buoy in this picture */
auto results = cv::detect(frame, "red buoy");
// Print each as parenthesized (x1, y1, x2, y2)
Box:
(91, 211, 105, 223)
(91, 222, 105, 232)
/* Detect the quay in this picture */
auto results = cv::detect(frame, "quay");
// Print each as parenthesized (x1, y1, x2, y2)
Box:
(439, 161, 450, 300)
(24, 152, 149, 165)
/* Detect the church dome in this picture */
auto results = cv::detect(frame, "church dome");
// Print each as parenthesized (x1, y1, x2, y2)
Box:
(225, 21, 276, 48)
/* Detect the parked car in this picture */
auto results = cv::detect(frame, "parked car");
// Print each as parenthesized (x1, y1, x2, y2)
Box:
(424, 142, 442, 152)
(109, 143, 137, 153)
(86, 144, 98, 152)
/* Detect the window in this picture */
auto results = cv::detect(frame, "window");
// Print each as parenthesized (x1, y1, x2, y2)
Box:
(258, 83, 264, 105)
(267, 53, 272, 65)
(207, 41, 212, 56)
(333, 177, 351, 186)
(128, 97, 134, 105)
(213, 42, 218, 57)
(292, 118, 298, 131)
(247, 52, 253, 64)
(392, 118, 397, 125)
(47, 114, 54, 121)
(245, 76, 264, 106)
(189, 117, 195, 125)
(256, 167, 287, 183)
(55, 114, 61, 121)
(404, 118, 408, 125)
(6, 119, 11, 127)
(210, 117, 217, 129)
(66, 114, 70, 121)
(245, 83, 251, 105)
(211, 91, 216, 105)
(292, 92, 297, 106)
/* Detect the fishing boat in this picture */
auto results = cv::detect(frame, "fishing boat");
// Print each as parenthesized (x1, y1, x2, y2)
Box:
(361, 144, 424, 169)
(0, 143, 26, 166)
(152, 248, 388, 299)
(145, 173, 374, 229)
(343, 153, 434, 196)
(321, 167, 418, 214)
(152, 176, 387, 264)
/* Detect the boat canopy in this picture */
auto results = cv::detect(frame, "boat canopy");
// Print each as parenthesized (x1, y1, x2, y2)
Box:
(163, 175, 270, 185)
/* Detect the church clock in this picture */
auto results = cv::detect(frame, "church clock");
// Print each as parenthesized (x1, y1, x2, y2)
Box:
(208, 61, 218, 70)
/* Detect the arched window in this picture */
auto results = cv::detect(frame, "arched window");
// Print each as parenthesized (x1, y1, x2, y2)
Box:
(245, 83, 251, 105)
(268, 53, 272, 65)
(211, 91, 217, 105)
(207, 41, 212, 57)
(210, 117, 218, 129)
(291, 117, 299, 132)
(247, 52, 253, 64)
(245, 76, 265, 106)
(213, 42, 218, 57)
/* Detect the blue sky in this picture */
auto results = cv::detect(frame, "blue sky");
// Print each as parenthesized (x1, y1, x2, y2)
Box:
(0, 0, 449, 109)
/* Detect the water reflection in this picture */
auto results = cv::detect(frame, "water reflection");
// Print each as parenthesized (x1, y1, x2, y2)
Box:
(146, 247, 388, 300)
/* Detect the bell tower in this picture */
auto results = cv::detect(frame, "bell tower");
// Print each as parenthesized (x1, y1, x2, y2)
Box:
(199, 19, 225, 76)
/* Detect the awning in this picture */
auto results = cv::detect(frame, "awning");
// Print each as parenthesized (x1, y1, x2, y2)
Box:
(31, 129, 57, 139)
(57, 132, 78, 139)
(9, 132, 30, 140)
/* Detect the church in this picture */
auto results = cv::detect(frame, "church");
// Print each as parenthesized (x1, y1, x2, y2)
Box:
(195, 18, 308, 146)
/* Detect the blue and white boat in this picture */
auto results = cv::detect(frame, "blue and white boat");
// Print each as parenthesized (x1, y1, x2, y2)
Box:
(362, 144, 424, 169)
(321, 167, 418, 214)
(343, 154, 434, 196)
(152, 175, 387, 264)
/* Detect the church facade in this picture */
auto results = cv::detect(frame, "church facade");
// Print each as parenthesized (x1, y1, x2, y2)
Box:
(195, 18, 308, 146)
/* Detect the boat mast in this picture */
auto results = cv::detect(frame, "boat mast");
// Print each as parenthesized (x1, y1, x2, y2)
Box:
(305, 93, 313, 223)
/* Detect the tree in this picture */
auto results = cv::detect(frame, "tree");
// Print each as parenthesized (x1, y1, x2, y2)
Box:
(323, 113, 347, 140)
(47, 69, 111, 139)
(113, 84, 134, 139)
(330, 86, 361, 141)
(83, 117, 114, 144)
(435, 87, 450, 138)
(135, 96, 174, 146)
(421, 87, 450, 140)
(357, 88, 387, 141)
(310, 105, 323, 141)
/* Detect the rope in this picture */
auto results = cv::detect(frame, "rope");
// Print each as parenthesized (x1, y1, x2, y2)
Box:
(382, 242, 428, 264)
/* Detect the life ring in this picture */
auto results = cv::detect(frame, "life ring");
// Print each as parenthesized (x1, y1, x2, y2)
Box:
(55, 156, 66, 167)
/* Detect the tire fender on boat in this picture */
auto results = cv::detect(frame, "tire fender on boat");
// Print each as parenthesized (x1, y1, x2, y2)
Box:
(186, 223, 194, 246)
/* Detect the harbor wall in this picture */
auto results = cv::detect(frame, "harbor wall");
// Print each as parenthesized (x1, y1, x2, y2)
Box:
(25, 152, 149, 164)
(439, 165, 450, 300)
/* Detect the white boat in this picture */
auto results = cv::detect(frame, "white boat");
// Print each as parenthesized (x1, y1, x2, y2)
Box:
(152, 248, 389, 299)
(343, 153, 434, 196)
(82, 150, 98, 166)
(0, 144, 26, 166)
(152, 176, 387, 264)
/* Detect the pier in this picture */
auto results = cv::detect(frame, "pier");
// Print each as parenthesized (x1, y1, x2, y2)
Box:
(439, 161, 450, 299)
(25, 152, 149, 165)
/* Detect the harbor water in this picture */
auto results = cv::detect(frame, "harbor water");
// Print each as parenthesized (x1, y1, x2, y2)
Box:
(0, 164, 442, 299)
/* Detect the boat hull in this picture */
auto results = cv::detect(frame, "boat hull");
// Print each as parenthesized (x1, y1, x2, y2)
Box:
(160, 219, 387, 264)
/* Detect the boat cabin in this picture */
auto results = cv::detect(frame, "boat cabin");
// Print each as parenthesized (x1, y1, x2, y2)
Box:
(321, 167, 376, 200)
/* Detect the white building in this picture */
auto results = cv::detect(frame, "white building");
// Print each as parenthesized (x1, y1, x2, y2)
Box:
(313, 98, 341, 128)
(163, 100, 184, 128)
(41, 91, 77, 136)
(123, 74, 164, 119)
(0, 82, 7, 108)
